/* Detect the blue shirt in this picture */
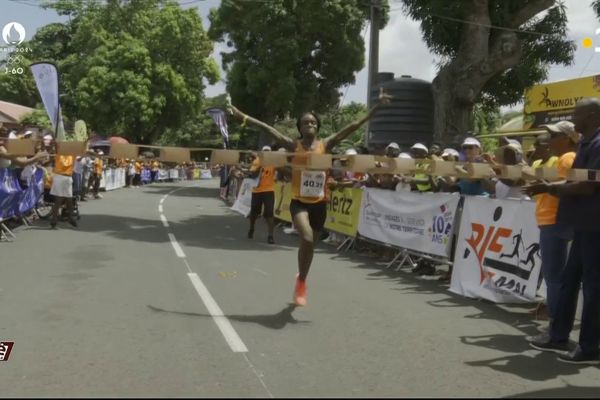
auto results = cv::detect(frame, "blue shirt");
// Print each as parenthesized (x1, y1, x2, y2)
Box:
(556, 129, 600, 232)
(458, 179, 489, 196)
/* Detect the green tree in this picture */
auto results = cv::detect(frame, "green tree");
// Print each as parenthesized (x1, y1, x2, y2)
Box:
(1, 0, 220, 144)
(208, 0, 388, 138)
(401, 0, 574, 143)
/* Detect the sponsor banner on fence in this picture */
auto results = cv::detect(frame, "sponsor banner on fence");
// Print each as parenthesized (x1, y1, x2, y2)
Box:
(200, 169, 212, 180)
(325, 187, 362, 237)
(273, 182, 293, 222)
(358, 189, 460, 257)
(450, 196, 541, 303)
(101, 168, 126, 191)
(230, 178, 257, 217)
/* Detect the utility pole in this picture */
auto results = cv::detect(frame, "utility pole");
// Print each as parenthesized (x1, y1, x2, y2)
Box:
(365, 0, 380, 146)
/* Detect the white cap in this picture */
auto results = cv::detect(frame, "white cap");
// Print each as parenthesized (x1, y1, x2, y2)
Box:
(441, 148, 460, 158)
(277, 147, 286, 152)
(261, 145, 272, 151)
(344, 148, 358, 155)
(506, 139, 522, 153)
(97, 150, 104, 155)
(23, 130, 33, 137)
(411, 143, 429, 153)
(462, 137, 481, 148)
(540, 120, 580, 144)
(8, 131, 17, 139)
(398, 152, 412, 159)
(386, 142, 400, 150)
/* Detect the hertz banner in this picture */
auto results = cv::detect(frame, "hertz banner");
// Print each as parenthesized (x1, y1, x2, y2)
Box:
(524, 74, 600, 128)
(325, 187, 363, 237)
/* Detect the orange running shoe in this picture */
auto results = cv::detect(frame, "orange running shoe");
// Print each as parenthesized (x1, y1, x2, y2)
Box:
(294, 274, 307, 306)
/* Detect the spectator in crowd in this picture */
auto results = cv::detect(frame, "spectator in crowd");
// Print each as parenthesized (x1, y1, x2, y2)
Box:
(90, 150, 104, 199)
(435, 148, 460, 193)
(133, 158, 142, 187)
(528, 134, 554, 167)
(429, 142, 443, 160)
(523, 121, 578, 334)
(410, 143, 434, 192)
(456, 137, 492, 196)
(489, 140, 529, 200)
(528, 98, 600, 364)
(50, 152, 77, 229)
(247, 145, 276, 244)
(366, 142, 401, 190)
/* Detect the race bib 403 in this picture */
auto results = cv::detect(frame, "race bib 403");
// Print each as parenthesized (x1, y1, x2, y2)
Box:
(300, 170, 326, 198)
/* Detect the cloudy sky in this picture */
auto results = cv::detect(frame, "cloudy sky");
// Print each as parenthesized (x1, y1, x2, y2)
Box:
(2, 0, 600, 112)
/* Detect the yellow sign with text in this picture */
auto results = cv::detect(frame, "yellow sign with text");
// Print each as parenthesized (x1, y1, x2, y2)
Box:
(524, 75, 600, 114)
(274, 182, 293, 223)
(324, 187, 362, 237)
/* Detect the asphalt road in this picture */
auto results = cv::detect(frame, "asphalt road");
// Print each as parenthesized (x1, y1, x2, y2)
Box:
(0, 179, 599, 397)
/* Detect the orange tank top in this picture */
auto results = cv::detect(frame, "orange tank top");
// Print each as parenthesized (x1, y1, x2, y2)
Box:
(291, 140, 328, 203)
(54, 155, 74, 176)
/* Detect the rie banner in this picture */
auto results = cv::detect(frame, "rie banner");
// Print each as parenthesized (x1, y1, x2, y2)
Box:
(230, 178, 258, 217)
(325, 187, 363, 237)
(357, 189, 460, 257)
(449, 196, 541, 303)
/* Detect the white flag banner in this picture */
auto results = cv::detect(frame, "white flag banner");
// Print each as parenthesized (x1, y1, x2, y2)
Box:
(450, 196, 542, 303)
(357, 189, 460, 257)
(231, 178, 258, 217)
(30, 62, 62, 136)
(206, 108, 230, 144)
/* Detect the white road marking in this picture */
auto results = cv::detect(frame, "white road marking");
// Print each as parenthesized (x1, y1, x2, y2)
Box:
(168, 233, 186, 258)
(187, 272, 248, 353)
(160, 214, 169, 228)
(252, 268, 269, 276)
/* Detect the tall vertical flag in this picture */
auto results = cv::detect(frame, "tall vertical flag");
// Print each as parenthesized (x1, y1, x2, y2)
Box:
(206, 107, 230, 149)
(30, 62, 65, 140)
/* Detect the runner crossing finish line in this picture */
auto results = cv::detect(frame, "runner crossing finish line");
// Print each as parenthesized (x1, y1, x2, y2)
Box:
(229, 89, 391, 306)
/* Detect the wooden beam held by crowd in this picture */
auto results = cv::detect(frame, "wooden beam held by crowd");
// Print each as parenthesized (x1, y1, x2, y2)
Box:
(109, 143, 139, 160)
(4, 139, 36, 156)
(210, 149, 241, 165)
(258, 151, 288, 167)
(56, 141, 88, 156)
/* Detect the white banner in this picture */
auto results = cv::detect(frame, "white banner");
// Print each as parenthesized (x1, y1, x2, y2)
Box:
(200, 169, 212, 180)
(101, 168, 126, 191)
(158, 169, 168, 181)
(357, 189, 460, 257)
(230, 178, 258, 217)
(30, 62, 62, 136)
(450, 196, 541, 303)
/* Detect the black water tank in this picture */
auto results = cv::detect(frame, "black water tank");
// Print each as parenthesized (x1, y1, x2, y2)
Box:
(367, 73, 434, 153)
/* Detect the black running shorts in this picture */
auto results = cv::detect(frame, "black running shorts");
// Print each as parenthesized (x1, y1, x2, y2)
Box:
(289, 199, 327, 231)
(250, 191, 275, 218)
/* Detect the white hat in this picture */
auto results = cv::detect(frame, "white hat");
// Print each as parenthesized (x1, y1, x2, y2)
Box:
(386, 142, 400, 150)
(540, 120, 580, 144)
(97, 150, 104, 155)
(23, 130, 33, 137)
(277, 147, 287, 152)
(462, 137, 481, 148)
(398, 152, 412, 159)
(8, 131, 17, 139)
(344, 148, 358, 155)
(261, 145, 272, 151)
(411, 143, 429, 153)
(506, 139, 523, 153)
(441, 148, 460, 158)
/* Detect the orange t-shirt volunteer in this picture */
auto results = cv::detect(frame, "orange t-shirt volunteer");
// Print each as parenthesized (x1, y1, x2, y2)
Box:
(250, 158, 275, 193)
(54, 155, 74, 176)
(291, 140, 328, 204)
(533, 153, 575, 225)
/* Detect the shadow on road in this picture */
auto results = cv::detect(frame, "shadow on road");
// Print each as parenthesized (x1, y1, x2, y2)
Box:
(505, 384, 600, 397)
(147, 303, 311, 330)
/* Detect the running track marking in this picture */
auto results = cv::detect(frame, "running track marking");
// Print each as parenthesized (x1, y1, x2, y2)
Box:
(158, 187, 248, 353)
